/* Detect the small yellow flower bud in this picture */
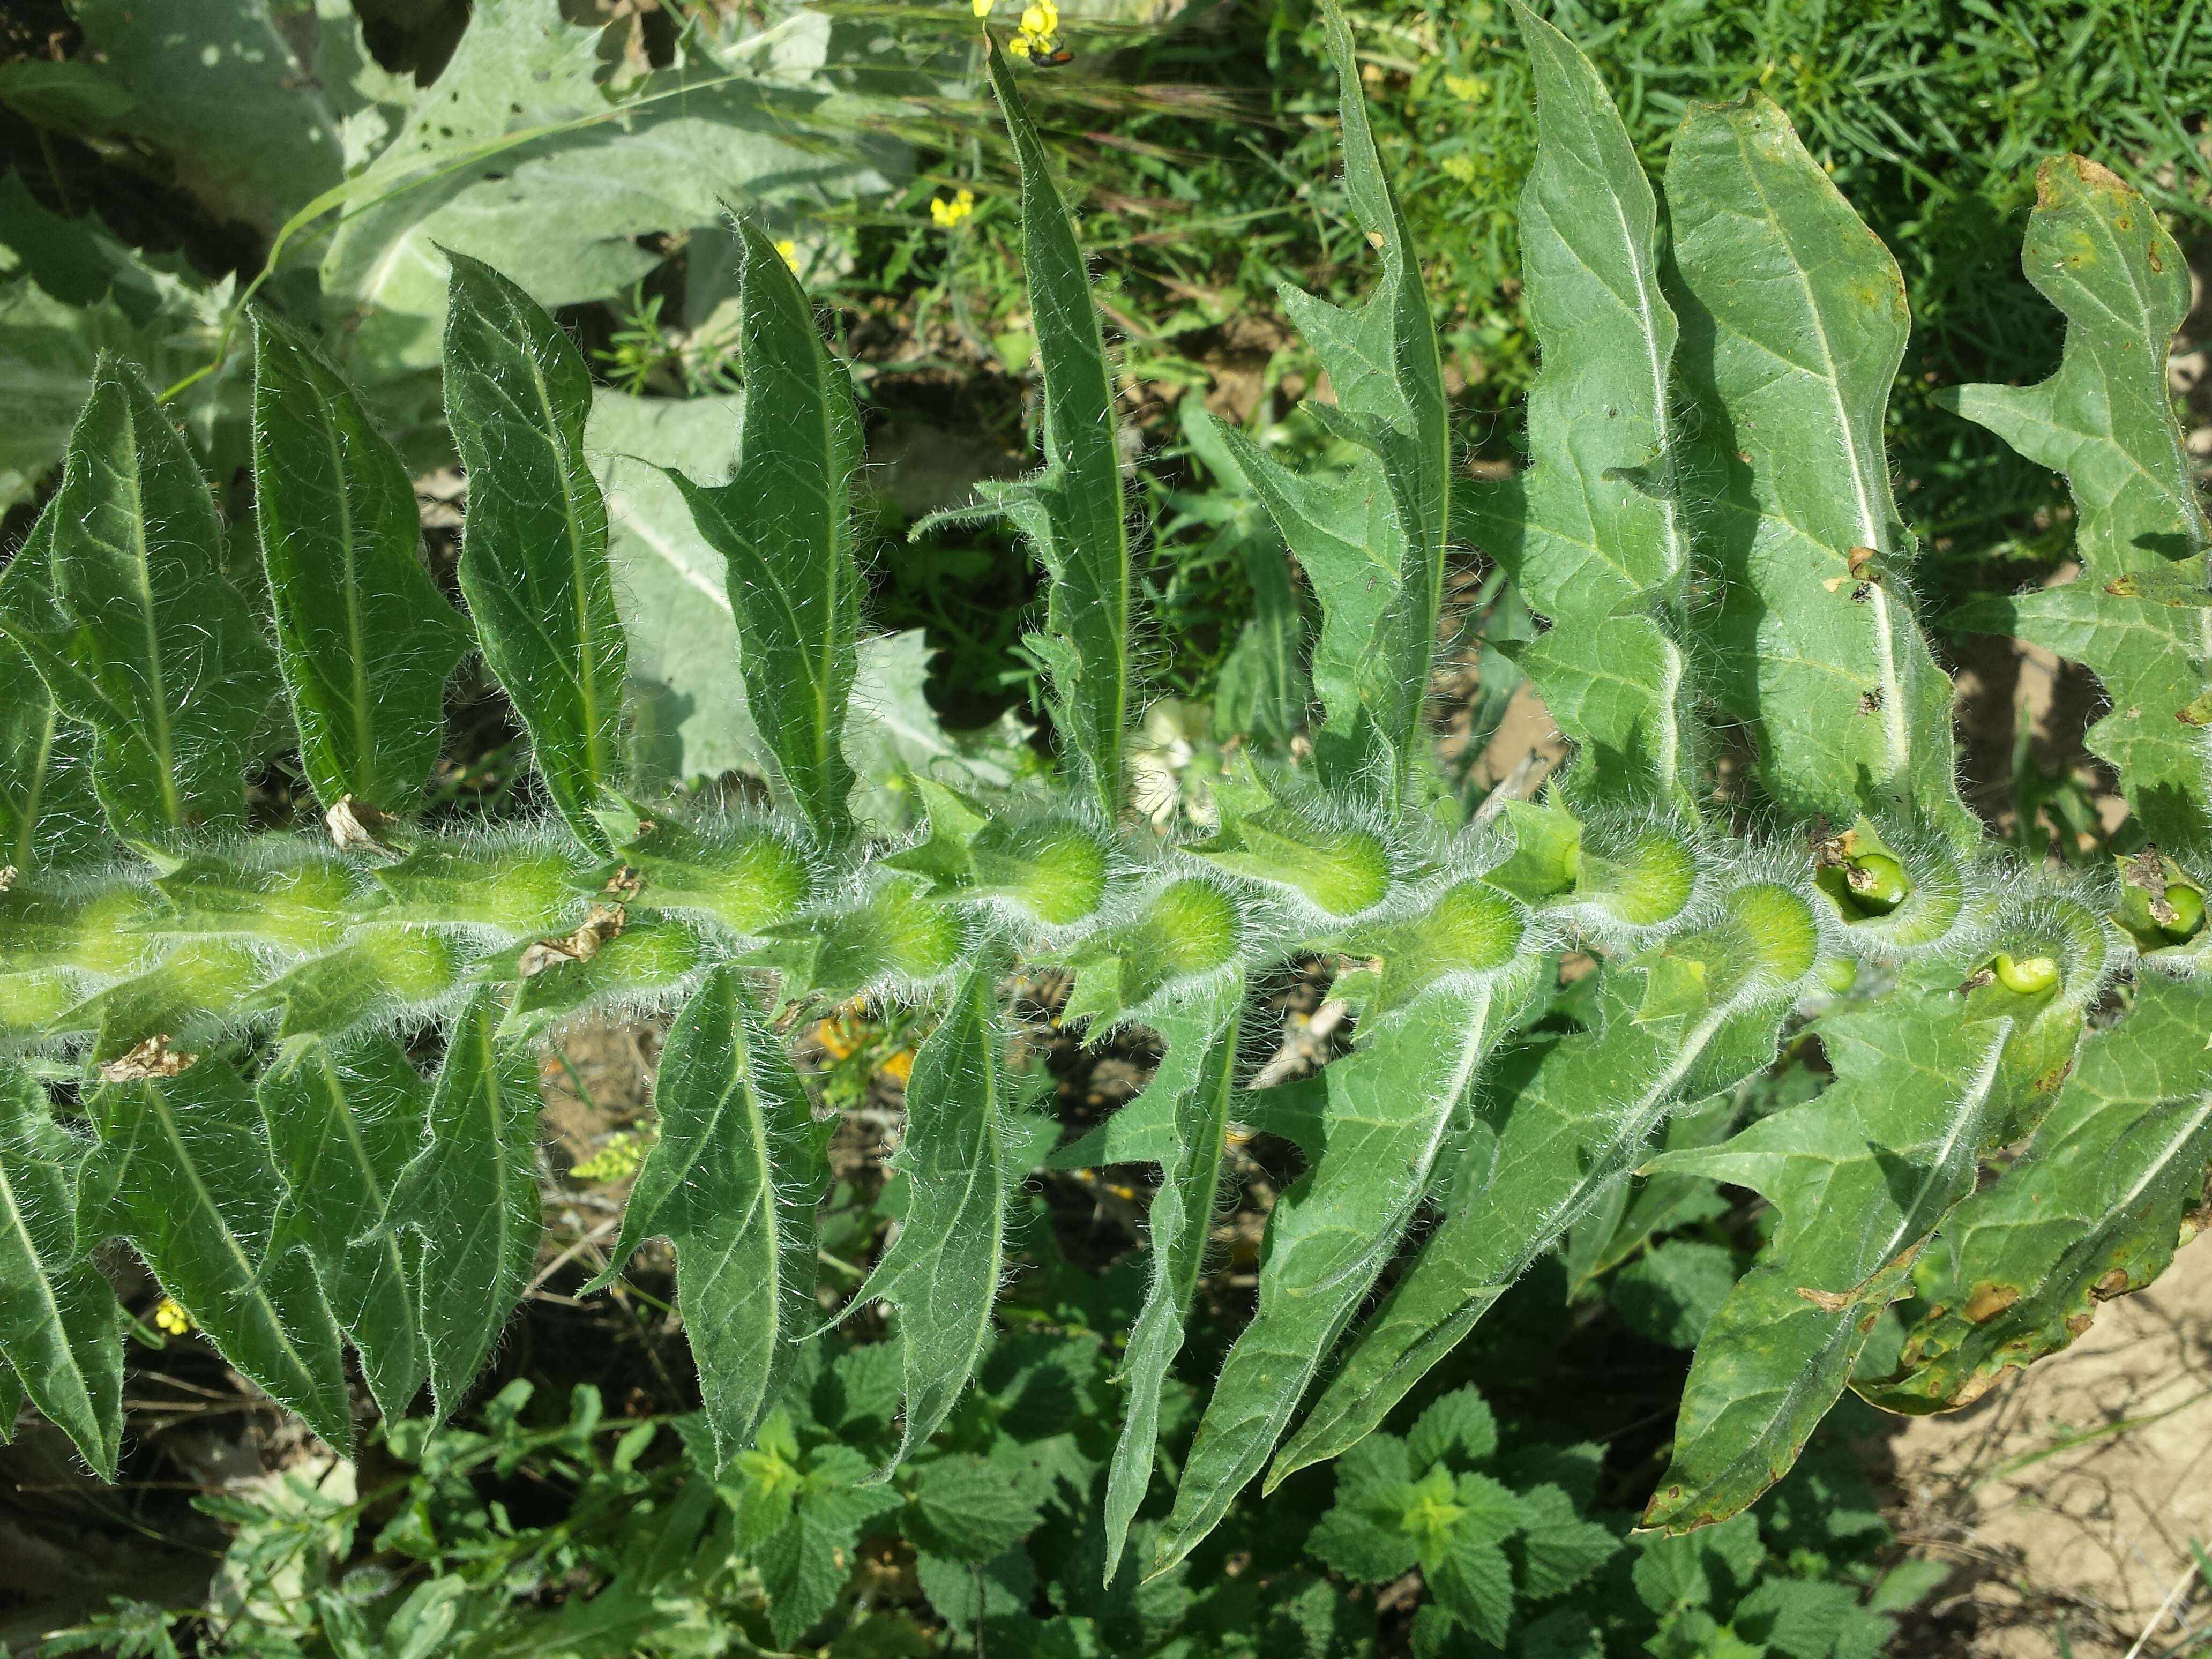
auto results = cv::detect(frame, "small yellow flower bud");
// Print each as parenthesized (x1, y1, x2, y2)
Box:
(154, 1296, 192, 1336)
(774, 238, 799, 273)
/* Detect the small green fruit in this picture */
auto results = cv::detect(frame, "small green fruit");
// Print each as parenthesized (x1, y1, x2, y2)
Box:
(1991, 952, 2059, 996)
(2160, 883, 2206, 944)
(1844, 853, 1908, 916)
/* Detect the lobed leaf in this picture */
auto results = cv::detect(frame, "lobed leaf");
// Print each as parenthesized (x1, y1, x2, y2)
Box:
(0, 356, 278, 850)
(1665, 96, 1968, 835)
(0, 1060, 123, 1478)
(1941, 157, 2212, 853)
(250, 312, 472, 815)
(1643, 994, 2011, 1530)
(1210, 0, 1448, 814)
(663, 223, 861, 847)
(840, 959, 1013, 1468)
(585, 966, 832, 1473)
(384, 989, 544, 1423)
(1084, 970, 1245, 1584)
(977, 41, 1132, 821)
(1153, 964, 1523, 1576)
(1273, 885, 1816, 1484)
(83, 1054, 353, 1449)
(1, 607, 96, 872)
(443, 251, 627, 854)
(1863, 973, 2212, 1414)
(1467, 4, 1693, 808)
(257, 1034, 430, 1422)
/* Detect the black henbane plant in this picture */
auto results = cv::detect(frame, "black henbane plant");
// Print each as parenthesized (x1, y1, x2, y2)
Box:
(3, 0, 2209, 1589)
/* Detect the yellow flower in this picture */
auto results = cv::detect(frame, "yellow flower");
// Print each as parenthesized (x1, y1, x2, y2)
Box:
(930, 187, 976, 229)
(571, 1131, 650, 1183)
(154, 1296, 192, 1336)
(774, 237, 799, 274)
(880, 1047, 915, 1085)
(973, 0, 992, 14)
(1019, 0, 1057, 35)
(1006, 30, 1033, 56)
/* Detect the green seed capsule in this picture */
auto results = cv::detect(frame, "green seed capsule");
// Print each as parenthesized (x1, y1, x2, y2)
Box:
(1844, 853, 1908, 916)
(2161, 883, 2206, 943)
(1991, 952, 2059, 996)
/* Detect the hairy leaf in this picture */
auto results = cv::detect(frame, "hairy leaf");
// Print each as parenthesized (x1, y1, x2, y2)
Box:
(1, 558, 98, 872)
(1091, 970, 1245, 1583)
(251, 313, 472, 814)
(1210, 1, 1447, 813)
(320, 0, 891, 382)
(72, 0, 345, 236)
(0, 355, 278, 849)
(1467, 4, 1692, 806)
(258, 1035, 429, 1422)
(1864, 973, 2212, 1414)
(0, 1061, 123, 1478)
(1153, 965, 1521, 1575)
(588, 389, 759, 791)
(585, 966, 832, 1472)
(443, 253, 627, 853)
(1274, 886, 1816, 1484)
(1643, 996, 2011, 1530)
(664, 223, 861, 846)
(1942, 158, 2212, 851)
(84, 1055, 352, 1449)
(384, 990, 544, 1422)
(841, 960, 1011, 1468)
(1666, 96, 1967, 833)
(978, 41, 1132, 820)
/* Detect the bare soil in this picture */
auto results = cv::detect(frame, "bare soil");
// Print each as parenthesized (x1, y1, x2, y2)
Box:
(1885, 1249, 2212, 1658)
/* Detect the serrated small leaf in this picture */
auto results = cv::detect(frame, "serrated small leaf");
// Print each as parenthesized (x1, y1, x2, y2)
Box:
(1939, 157, 2212, 851)
(0, 355, 277, 848)
(1407, 1386, 1497, 1471)
(250, 311, 470, 813)
(1644, 995, 2011, 1530)
(442, 251, 626, 854)
(977, 42, 1132, 819)
(1667, 96, 1967, 833)
(663, 223, 861, 847)
(751, 1441, 900, 1646)
(841, 960, 1012, 1467)
(1864, 973, 2212, 1414)
(908, 1454, 1044, 1563)
(1467, 5, 1693, 806)
(585, 965, 831, 1471)
(0, 1062, 123, 1477)
(1154, 968, 1522, 1575)
(84, 1056, 352, 1449)
(1513, 1484, 1618, 1601)
(257, 1034, 428, 1422)
(384, 989, 543, 1422)
(1096, 969, 1243, 1583)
